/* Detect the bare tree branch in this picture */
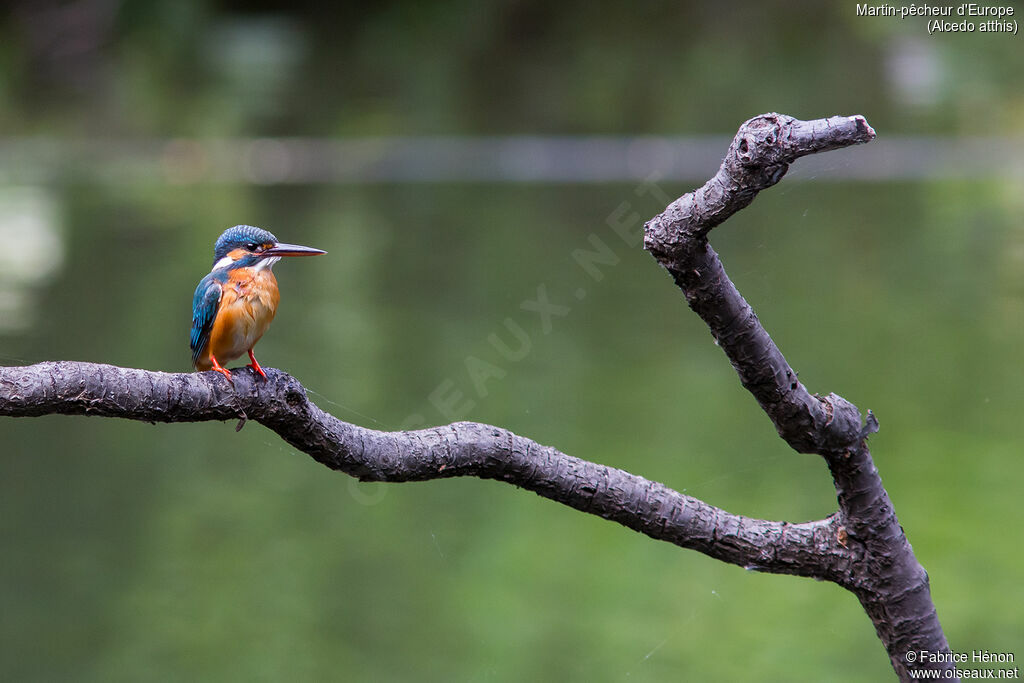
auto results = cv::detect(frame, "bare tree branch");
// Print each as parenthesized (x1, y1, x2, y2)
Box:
(645, 112, 954, 681)
(0, 113, 957, 681)
(0, 360, 849, 579)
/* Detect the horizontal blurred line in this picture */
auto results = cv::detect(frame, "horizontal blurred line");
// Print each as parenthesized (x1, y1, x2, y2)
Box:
(0, 136, 1021, 184)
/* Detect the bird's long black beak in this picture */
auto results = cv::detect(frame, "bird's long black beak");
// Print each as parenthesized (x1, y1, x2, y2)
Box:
(264, 242, 327, 257)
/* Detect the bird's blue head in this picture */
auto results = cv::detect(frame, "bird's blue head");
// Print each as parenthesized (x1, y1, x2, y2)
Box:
(212, 225, 278, 267)
(210, 225, 325, 271)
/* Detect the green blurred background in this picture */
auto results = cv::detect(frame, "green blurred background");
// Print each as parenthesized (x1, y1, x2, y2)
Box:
(1, 1, 1022, 681)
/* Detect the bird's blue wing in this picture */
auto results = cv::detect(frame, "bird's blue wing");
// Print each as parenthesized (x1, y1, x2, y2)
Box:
(190, 273, 223, 366)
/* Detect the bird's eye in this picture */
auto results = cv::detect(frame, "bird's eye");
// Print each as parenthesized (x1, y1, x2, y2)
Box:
(247, 242, 261, 252)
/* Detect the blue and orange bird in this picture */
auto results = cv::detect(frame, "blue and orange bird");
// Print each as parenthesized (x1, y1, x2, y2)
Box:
(190, 225, 325, 382)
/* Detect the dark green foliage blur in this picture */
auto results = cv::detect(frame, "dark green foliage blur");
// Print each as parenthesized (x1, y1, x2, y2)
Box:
(1, 1, 1022, 681)
(2, 0, 1022, 137)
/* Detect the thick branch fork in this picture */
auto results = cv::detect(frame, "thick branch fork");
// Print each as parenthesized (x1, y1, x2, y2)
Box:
(1, 113, 956, 681)
(644, 112, 953, 681)
(1, 360, 850, 579)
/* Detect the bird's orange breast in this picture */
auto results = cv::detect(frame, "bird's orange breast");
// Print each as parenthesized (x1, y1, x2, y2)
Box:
(195, 267, 280, 370)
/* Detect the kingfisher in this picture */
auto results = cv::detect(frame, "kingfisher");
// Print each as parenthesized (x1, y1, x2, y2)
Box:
(190, 225, 325, 382)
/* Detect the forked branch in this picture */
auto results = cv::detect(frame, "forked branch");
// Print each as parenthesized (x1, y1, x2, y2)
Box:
(0, 113, 955, 681)
(645, 113, 953, 681)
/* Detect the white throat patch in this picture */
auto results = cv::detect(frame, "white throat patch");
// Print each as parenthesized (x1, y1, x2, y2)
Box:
(254, 256, 280, 271)
(210, 255, 280, 273)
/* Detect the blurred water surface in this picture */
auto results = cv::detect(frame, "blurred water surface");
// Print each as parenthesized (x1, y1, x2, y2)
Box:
(1, 1, 1022, 680)
(1, 177, 1021, 682)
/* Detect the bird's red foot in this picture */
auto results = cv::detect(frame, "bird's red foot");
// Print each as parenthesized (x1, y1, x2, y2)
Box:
(247, 349, 267, 379)
(210, 355, 233, 383)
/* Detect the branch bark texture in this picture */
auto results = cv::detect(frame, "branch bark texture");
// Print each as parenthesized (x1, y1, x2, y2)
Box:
(0, 361, 849, 579)
(645, 113, 953, 681)
(1, 113, 954, 681)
